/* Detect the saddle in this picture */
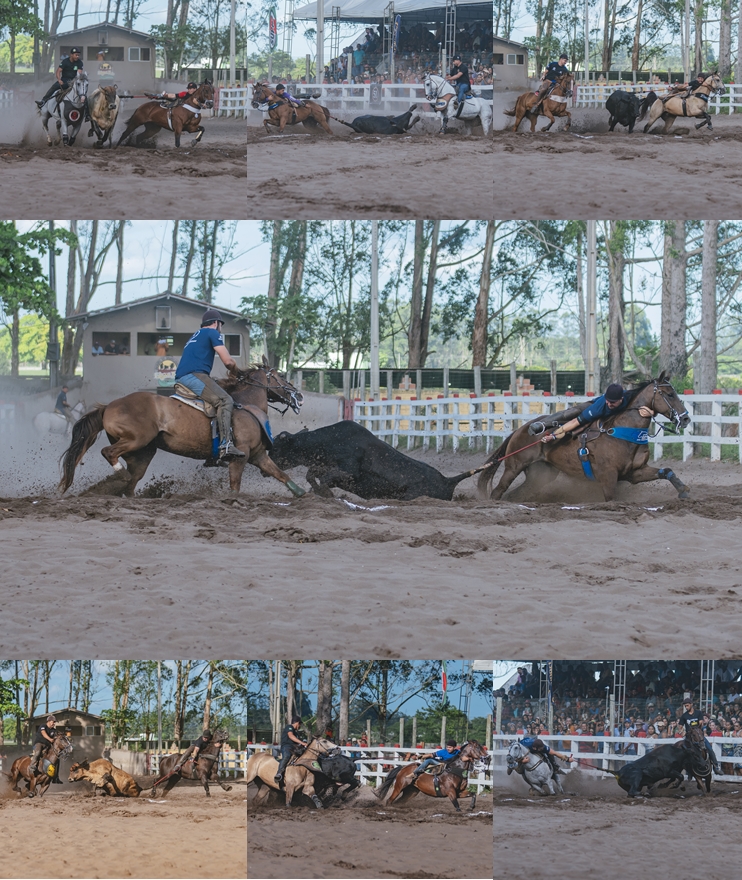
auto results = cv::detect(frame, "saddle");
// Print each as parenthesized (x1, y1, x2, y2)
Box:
(172, 385, 274, 450)
(173, 383, 218, 417)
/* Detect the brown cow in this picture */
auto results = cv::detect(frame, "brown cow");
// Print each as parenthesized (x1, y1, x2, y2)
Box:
(88, 84, 120, 147)
(68, 759, 141, 797)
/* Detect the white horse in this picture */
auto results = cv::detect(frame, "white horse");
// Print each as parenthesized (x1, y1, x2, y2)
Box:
(424, 73, 492, 135)
(33, 401, 86, 435)
(507, 741, 565, 795)
(39, 70, 89, 146)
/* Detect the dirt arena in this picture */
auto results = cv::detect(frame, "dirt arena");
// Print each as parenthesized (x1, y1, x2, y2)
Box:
(494, 771, 741, 876)
(0, 108, 245, 219)
(1, 412, 741, 657)
(492, 108, 742, 218)
(247, 125, 493, 219)
(0, 779, 247, 878)
(248, 784, 492, 878)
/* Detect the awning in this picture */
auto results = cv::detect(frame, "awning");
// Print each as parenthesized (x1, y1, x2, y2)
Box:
(293, 0, 492, 24)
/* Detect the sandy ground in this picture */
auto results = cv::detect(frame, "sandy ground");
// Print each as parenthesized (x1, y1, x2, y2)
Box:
(1, 413, 741, 657)
(492, 107, 742, 218)
(0, 780, 247, 878)
(494, 771, 741, 876)
(246, 126, 493, 219)
(0, 108, 245, 219)
(248, 784, 492, 879)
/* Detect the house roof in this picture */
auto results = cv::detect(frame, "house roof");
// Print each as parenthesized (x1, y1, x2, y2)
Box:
(493, 36, 528, 51)
(55, 22, 154, 41)
(71, 292, 248, 322)
(294, 0, 490, 23)
(29, 707, 104, 723)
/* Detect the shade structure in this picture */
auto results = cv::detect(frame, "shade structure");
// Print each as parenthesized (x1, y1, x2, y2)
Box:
(293, 0, 492, 24)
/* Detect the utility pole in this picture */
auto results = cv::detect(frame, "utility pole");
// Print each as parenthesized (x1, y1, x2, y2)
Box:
(48, 220, 58, 388)
(684, 0, 691, 79)
(585, 220, 598, 394)
(229, 0, 236, 85)
(157, 661, 162, 755)
(370, 221, 380, 399)
(316, 0, 324, 84)
(584, 0, 590, 83)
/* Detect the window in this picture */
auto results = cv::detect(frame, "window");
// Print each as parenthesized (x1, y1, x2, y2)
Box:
(155, 306, 172, 330)
(84, 725, 100, 736)
(128, 46, 151, 62)
(493, 53, 504, 65)
(137, 333, 192, 356)
(225, 334, 241, 357)
(68, 726, 84, 736)
(92, 333, 131, 356)
(506, 54, 525, 65)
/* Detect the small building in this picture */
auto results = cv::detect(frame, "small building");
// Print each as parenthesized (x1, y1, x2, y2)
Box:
(72, 293, 251, 404)
(493, 37, 529, 90)
(29, 708, 106, 766)
(52, 22, 156, 92)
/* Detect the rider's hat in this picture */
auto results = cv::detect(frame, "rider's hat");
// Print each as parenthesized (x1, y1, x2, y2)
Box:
(70, 47, 81, 54)
(187, 81, 198, 89)
(684, 697, 694, 704)
(47, 714, 57, 723)
(559, 53, 568, 60)
(452, 54, 461, 61)
(275, 83, 286, 89)
(604, 383, 624, 402)
(202, 728, 212, 738)
(201, 308, 224, 326)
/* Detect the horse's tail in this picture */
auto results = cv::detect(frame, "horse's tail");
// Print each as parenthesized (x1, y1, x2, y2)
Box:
(638, 91, 657, 121)
(376, 765, 403, 800)
(59, 405, 106, 493)
(503, 107, 516, 116)
(476, 434, 513, 498)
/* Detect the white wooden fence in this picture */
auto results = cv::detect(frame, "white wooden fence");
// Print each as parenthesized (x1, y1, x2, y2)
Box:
(491, 734, 742, 783)
(149, 748, 248, 778)
(574, 80, 742, 114)
(246, 743, 492, 792)
(216, 87, 249, 117)
(352, 392, 742, 462)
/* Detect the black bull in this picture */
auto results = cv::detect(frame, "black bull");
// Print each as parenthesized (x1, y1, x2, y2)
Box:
(616, 741, 693, 797)
(336, 104, 421, 134)
(270, 421, 483, 500)
(316, 753, 361, 798)
(606, 89, 655, 133)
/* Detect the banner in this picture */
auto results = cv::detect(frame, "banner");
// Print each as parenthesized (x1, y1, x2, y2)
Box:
(268, 9, 277, 51)
(392, 14, 401, 54)
(441, 660, 448, 696)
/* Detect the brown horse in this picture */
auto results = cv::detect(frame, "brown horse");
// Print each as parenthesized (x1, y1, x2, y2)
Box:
(251, 82, 333, 135)
(643, 73, 725, 133)
(116, 80, 214, 148)
(504, 73, 573, 131)
(6, 733, 74, 798)
(245, 737, 338, 809)
(59, 362, 306, 497)
(376, 740, 488, 812)
(152, 728, 232, 798)
(477, 374, 691, 502)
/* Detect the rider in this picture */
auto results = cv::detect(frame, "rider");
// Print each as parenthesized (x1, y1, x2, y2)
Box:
(174, 308, 245, 462)
(678, 698, 721, 774)
(541, 383, 654, 443)
(411, 739, 460, 778)
(55, 385, 74, 425)
(664, 72, 709, 102)
(29, 714, 58, 776)
(274, 715, 307, 785)
(446, 55, 471, 106)
(535, 53, 570, 103)
(517, 735, 571, 778)
(274, 83, 304, 108)
(174, 728, 213, 774)
(36, 48, 84, 107)
(154, 82, 199, 106)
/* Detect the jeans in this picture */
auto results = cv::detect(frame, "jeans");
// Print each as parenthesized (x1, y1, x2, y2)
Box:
(177, 371, 234, 444)
(416, 758, 441, 774)
(275, 746, 295, 778)
(457, 83, 468, 102)
(40, 80, 68, 103)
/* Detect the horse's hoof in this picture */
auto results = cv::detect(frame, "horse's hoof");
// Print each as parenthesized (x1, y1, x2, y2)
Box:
(678, 490, 690, 500)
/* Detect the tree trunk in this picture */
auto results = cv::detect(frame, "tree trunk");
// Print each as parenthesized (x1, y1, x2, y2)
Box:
(631, 0, 643, 71)
(408, 221, 426, 369)
(9, 32, 15, 74)
(339, 660, 350, 743)
(471, 220, 496, 367)
(719, 0, 732, 77)
(420, 221, 440, 367)
(698, 220, 718, 393)
(576, 229, 587, 365)
(737, 0, 742, 82)
(181, 221, 197, 298)
(265, 220, 283, 366)
(202, 663, 214, 730)
(277, 222, 307, 369)
(606, 222, 626, 383)
(378, 663, 389, 741)
(173, 660, 191, 743)
(10, 308, 19, 377)
(168, 221, 179, 292)
(660, 221, 688, 378)
(114, 222, 124, 305)
(694, 0, 704, 75)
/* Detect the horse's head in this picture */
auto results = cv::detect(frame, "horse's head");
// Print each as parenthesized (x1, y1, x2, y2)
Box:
(556, 73, 574, 97)
(646, 372, 691, 431)
(423, 73, 443, 102)
(212, 728, 229, 746)
(685, 721, 705, 747)
(192, 80, 214, 109)
(706, 73, 725, 95)
(247, 356, 303, 413)
(307, 736, 337, 756)
(506, 740, 527, 766)
(53, 732, 74, 758)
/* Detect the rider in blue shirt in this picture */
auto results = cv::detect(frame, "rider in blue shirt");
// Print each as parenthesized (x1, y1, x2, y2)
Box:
(411, 739, 460, 778)
(535, 53, 570, 102)
(542, 383, 655, 443)
(175, 308, 245, 462)
(517, 735, 571, 777)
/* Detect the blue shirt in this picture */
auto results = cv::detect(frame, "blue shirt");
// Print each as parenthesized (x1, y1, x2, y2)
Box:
(433, 747, 459, 761)
(521, 736, 551, 754)
(175, 328, 224, 379)
(576, 391, 631, 425)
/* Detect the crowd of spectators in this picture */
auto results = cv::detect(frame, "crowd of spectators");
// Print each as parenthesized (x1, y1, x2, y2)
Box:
(494, 662, 742, 774)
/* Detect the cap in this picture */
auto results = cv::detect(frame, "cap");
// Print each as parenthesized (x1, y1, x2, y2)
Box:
(202, 728, 212, 738)
(605, 383, 624, 402)
(453, 54, 461, 61)
(70, 47, 81, 54)
(684, 697, 693, 704)
(201, 308, 224, 326)
(187, 81, 198, 89)
(47, 714, 57, 723)
(559, 53, 568, 60)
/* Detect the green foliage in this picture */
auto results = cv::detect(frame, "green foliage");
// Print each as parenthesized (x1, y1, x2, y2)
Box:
(0, 676, 27, 721)
(0, 314, 54, 371)
(0, 0, 42, 40)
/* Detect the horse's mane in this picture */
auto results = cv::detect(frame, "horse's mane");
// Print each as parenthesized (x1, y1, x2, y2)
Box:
(218, 363, 269, 393)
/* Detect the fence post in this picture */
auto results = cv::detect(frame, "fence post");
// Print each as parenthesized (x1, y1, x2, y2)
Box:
(366, 718, 372, 746)
(711, 396, 722, 461)
(412, 716, 417, 747)
(443, 366, 449, 398)
(399, 717, 404, 749)
(473, 365, 482, 397)
(295, 369, 303, 391)
(318, 370, 324, 394)
(386, 369, 393, 399)
(359, 370, 366, 401)
(486, 713, 492, 746)
(416, 369, 422, 396)
(343, 370, 351, 399)
(550, 359, 557, 395)
(510, 361, 517, 395)
(440, 715, 446, 747)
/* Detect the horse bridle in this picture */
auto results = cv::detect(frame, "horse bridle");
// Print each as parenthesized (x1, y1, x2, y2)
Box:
(648, 380, 688, 433)
(236, 367, 303, 414)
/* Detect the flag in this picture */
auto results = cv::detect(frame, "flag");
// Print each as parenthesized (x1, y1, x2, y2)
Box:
(268, 9, 277, 51)
(392, 15, 401, 55)
(441, 660, 448, 696)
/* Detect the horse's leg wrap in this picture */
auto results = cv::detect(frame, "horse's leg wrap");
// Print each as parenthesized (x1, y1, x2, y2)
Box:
(285, 479, 306, 497)
(112, 461, 124, 472)
(311, 794, 324, 809)
(658, 467, 689, 497)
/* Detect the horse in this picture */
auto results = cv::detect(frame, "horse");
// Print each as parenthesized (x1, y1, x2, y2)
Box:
(506, 740, 565, 795)
(423, 73, 492, 135)
(5, 733, 74, 798)
(684, 723, 713, 794)
(87, 84, 120, 148)
(33, 400, 86, 436)
(643, 73, 725, 133)
(376, 740, 488, 812)
(245, 737, 339, 809)
(116, 81, 213, 148)
(39, 70, 89, 146)
(58, 362, 307, 497)
(151, 728, 232, 798)
(503, 73, 573, 132)
(251, 82, 333, 135)
(477, 373, 692, 502)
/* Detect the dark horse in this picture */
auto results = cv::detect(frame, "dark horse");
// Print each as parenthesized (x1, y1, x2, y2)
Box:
(152, 728, 232, 798)
(6, 733, 74, 798)
(116, 80, 214, 148)
(251, 82, 333, 135)
(478, 373, 691, 502)
(59, 362, 306, 497)
(377, 740, 488, 812)
(684, 722, 713, 794)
